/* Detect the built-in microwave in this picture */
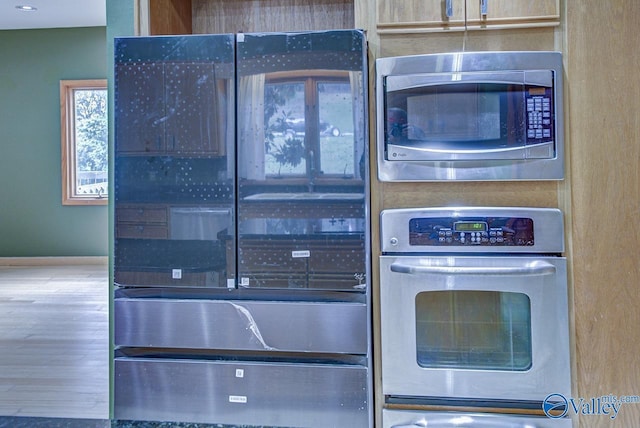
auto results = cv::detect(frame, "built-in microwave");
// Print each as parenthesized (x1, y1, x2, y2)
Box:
(376, 51, 564, 181)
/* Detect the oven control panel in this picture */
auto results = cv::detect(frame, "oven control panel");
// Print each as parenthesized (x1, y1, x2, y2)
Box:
(409, 216, 534, 247)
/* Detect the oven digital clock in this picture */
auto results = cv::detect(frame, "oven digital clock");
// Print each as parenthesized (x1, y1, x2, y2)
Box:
(453, 221, 488, 232)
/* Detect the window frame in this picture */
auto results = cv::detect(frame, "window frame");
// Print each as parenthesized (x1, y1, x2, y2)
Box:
(60, 79, 108, 206)
(264, 70, 358, 183)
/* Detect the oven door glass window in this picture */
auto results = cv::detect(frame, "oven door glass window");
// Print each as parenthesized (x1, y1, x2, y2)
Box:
(415, 290, 532, 371)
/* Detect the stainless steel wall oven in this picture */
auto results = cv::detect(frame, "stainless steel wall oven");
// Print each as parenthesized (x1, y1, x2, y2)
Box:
(379, 207, 571, 427)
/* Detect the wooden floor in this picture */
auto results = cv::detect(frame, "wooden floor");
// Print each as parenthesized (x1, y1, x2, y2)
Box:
(0, 264, 109, 419)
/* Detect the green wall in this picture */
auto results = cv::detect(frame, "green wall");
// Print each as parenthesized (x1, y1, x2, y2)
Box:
(0, 27, 108, 256)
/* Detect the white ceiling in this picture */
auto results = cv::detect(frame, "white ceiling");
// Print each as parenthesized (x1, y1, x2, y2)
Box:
(0, 0, 106, 30)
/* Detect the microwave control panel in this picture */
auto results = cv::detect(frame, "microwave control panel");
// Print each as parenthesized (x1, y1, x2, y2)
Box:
(409, 217, 534, 247)
(525, 87, 554, 143)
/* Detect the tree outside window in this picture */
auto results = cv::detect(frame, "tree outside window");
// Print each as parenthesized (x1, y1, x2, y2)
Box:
(60, 79, 108, 205)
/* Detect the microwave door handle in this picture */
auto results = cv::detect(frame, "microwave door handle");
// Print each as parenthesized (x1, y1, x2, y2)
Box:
(390, 261, 556, 276)
(386, 71, 553, 92)
(405, 143, 552, 159)
(386, 72, 527, 92)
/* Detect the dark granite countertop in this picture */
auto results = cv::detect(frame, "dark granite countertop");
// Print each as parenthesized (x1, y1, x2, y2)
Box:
(242, 192, 364, 202)
(0, 417, 109, 428)
(116, 185, 234, 205)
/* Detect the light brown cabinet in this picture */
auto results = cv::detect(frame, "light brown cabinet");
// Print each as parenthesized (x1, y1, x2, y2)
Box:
(115, 62, 224, 156)
(377, 0, 466, 33)
(114, 63, 164, 154)
(114, 203, 227, 287)
(466, 0, 560, 30)
(377, 0, 559, 34)
(115, 205, 168, 239)
(140, 0, 356, 36)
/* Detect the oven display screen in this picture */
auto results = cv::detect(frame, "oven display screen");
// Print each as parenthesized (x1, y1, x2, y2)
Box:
(454, 221, 487, 232)
(409, 216, 534, 246)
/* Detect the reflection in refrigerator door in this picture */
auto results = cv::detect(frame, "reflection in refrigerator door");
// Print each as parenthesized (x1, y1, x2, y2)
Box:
(169, 207, 232, 241)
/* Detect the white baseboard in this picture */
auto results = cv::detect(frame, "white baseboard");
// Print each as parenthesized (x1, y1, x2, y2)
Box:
(0, 256, 108, 266)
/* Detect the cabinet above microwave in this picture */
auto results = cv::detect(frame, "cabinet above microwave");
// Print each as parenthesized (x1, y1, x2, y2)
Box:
(376, 51, 564, 181)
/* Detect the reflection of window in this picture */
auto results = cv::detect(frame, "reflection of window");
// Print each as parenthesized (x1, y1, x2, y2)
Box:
(60, 80, 108, 205)
(264, 72, 355, 179)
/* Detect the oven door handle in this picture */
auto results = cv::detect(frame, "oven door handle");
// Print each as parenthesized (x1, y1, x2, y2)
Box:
(392, 420, 532, 428)
(390, 260, 556, 276)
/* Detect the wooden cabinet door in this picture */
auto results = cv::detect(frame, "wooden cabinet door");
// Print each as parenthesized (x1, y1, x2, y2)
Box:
(377, 0, 466, 34)
(116, 206, 168, 223)
(164, 62, 222, 155)
(116, 62, 222, 155)
(115, 63, 165, 154)
(466, 0, 559, 29)
(115, 205, 168, 239)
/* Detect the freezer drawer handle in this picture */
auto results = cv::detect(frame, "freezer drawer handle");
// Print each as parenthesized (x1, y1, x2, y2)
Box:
(389, 260, 556, 276)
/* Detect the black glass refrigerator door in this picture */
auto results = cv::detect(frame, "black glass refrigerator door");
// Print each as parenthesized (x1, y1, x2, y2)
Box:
(114, 35, 236, 288)
(235, 30, 368, 292)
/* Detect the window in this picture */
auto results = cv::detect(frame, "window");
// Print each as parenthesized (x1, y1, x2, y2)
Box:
(60, 79, 108, 205)
(263, 72, 358, 180)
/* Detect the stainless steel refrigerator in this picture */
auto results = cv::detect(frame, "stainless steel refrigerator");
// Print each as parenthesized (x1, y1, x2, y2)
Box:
(113, 30, 370, 427)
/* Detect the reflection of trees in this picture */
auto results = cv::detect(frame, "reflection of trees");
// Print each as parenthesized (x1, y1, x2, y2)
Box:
(75, 89, 108, 172)
(272, 137, 305, 174)
(264, 84, 305, 174)
(264, 84, 295, 151)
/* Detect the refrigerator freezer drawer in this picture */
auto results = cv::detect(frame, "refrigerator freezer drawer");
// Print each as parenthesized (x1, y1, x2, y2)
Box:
(114, 358, 369, 427)
(114, 298, 368, 354)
